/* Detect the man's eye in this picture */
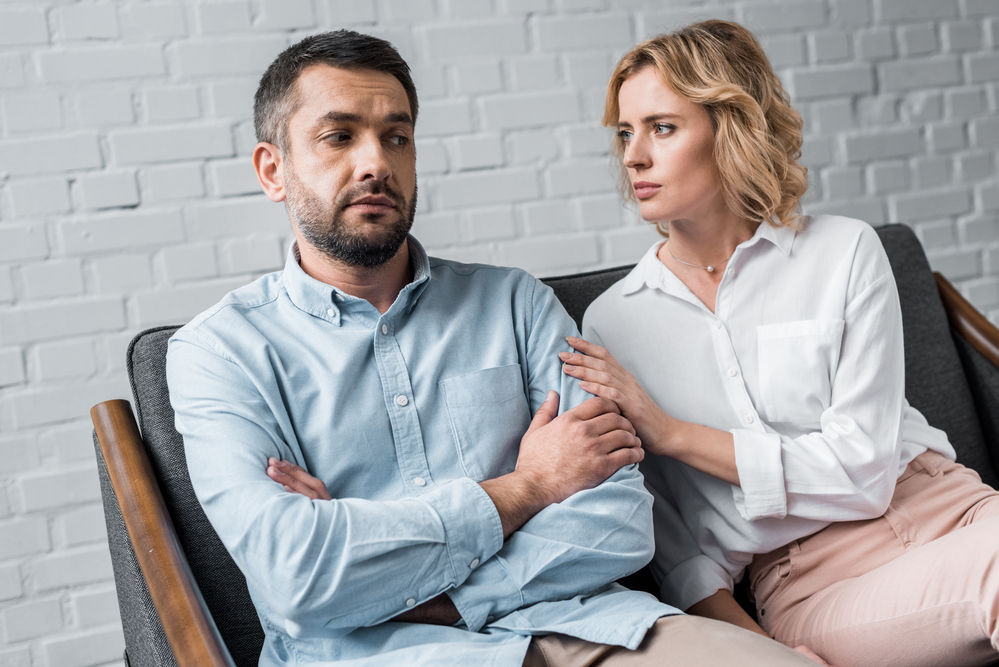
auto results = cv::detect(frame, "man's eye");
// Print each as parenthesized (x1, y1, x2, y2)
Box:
(327, 133, 351, 143)
(388, 135, 409, 147)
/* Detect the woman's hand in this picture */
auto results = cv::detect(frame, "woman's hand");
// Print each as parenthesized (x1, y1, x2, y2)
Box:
(560, 336, 670, 455)
(266, 458, 332, 500)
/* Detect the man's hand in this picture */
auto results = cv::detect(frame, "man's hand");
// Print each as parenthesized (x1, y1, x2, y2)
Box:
(266, 458, 332, 500)
(481, 391, 643, 538)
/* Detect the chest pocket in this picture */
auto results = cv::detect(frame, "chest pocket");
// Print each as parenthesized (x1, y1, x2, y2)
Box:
(439, 364, 531, 482)
(757, 319, 844, 425)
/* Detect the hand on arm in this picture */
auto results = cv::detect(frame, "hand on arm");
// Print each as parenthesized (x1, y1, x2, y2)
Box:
(561, 337, 739, 486)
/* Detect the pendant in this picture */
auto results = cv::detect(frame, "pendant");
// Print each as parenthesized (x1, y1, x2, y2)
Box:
(706, 266, 714, 272)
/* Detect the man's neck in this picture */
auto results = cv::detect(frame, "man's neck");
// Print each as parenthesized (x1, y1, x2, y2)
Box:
(296, 238, 414, 315)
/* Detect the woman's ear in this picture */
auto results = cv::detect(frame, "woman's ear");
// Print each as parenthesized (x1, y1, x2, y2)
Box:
(253, 142, 285, 202)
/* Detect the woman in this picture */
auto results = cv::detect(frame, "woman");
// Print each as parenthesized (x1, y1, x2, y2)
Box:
(561, 19, 999, 667)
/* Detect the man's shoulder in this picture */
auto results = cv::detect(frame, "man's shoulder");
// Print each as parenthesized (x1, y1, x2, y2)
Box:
(173, 270, 286, 346)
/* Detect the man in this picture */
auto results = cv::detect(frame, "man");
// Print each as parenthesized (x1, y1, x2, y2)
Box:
(166, 30, 814, 666)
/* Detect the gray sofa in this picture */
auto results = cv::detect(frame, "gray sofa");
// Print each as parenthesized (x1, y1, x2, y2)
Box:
(92, 223, 999, 667)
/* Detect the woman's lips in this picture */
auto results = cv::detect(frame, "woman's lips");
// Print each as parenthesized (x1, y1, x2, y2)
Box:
(633, 182, 661, 200)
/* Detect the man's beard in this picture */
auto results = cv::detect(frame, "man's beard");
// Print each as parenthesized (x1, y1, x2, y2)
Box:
(284, 167, 417, 269)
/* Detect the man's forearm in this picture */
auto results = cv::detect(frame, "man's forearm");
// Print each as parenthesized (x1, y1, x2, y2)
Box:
(479, 471, 550, 539)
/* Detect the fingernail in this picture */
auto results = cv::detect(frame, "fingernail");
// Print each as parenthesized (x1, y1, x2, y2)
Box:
(558, 351, 571, 359)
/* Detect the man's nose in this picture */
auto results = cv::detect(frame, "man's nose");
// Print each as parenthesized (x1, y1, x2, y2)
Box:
(353, 136, 391, 182)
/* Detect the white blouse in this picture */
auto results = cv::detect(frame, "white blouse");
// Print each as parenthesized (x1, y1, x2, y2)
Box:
(582, 215, 956, 612)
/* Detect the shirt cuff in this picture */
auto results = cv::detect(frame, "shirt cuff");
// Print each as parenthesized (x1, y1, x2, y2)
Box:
(731, 429, 787, 520)
(660, 554, 733, 611)
(446, 557, 523, 632)
(418, 477, 505, 589)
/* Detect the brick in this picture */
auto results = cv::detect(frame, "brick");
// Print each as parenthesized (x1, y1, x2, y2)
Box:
(0, 434, 39, 475)
(577, 194, 623, 231)
(965, 0, 999, 16)
(110, 124, 233, 164)
(972, 117, 999, 147)
(196, 2, 251, 33)
(858, 95, 899, 125)
(964, 277, 999, 310)
(422, 21, 527, 59)
(56, 4, 118, 40)
(93, 254, 154, 293)
(0, 8, 49, 45)
(564, 52, 613, 87)
(414, 99, 472, 137)
(503, 0, 551, 12)
(321, 0, 378, 24)
(38, 423, 98, 465)
(7, 177, 71, 217)
(912, 155, 951, 187)
(22, 259, 84, 300)
(0, 518, 49, 559)
(804, 198, 887, 223)
(481, 91, 581, 130)
(0, 224, 48, 262)
(801, 135, 834, 167)
(968, 53, 999, 83)
(879, 0, 956, 21)
(70, 587, 120, 628)
(444, 0, 492, 18)
(0, 267, 12, 302)
(823, 167, 865, 198)
(0, 298, 125, 345)
(120, 2, 188, 39)
(143, 86, 201, 123)
(741, 2, 826, 31)
(465, 206, 517, 242)
(256, 0, 316, 29)
(218, 236, 283, 274)
(947, 87, 989, 117)
(638, 7, 736, 39)
(901, 91, 942, 122)
(173, 37, 288, 77)
(510, 55, 561, 90)
(928, 122, 967, 152)
(879, 57, 961, 92)
(43, 626, 125, 667)
(208, 158, 259, 197)
(898, 23, 938, 56)
(210, 79, 257, 117)
(958, 152, 994, 181)
(11, 377, 127, 428)
(39, 46, 165, 83)
(436, 168, 540, 209)
(78, 171, 139, 210)
(56, 502, 107, 547)
(813, 99, 854, 132)
(415, 139, 448, 175)
(917, 220, 957, 249)
(448, 135, 504, 171)
(19, 465, 100, 513)
(187, 197, 289, 239)
(134, 279, 246, 327)
(857, 28, 895, 60)
(140, 163, 206, 201)
(788, 64, 874, 100)
(0, 564, 22, 601)
(0, 133, 103, 176)
(810, 30, 851, 63)
(1, 598, 62, 642)
(981, 182, 999, 211)
(535, 14, 633, 50)
(1, 92, 62, 133)
(547, 158, 615, 197)
(843, 128, 923, 163)
(412, 212, 460, 247)
(893, 188, 971, 222)
(962, 216, 999, 245)
(74, 88, 134, 125)
(498, 234, 599, 275)
(27, 544, 115, 591)
(507, 129, 561, 164)
(928, 247, 982, 280)
(563, 125, 612, 157)
(0, 53, 25, 88)
(384, 0, 436, 21)
(522, 199, 574, 235)
(0, 349, 25, 387)
(453, 61, 503, 95)
(0, 647, 31, 667)
(942, 21, 983, 52)
(831, 0, 871, 27)
(32, 339, 96, 381)
(60, 209, 184, 254)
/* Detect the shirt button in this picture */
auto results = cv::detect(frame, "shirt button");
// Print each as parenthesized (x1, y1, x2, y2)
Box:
(326, 308, 335, 317)
(414, 477, 426, 487)
(714, 320, 723, 330)
(469, 558, 480, 569)
(727, 368, 738, 377)
(405, 598, 416, 607)
(380, 324, 388, 335)
(396, 395, 409, 407)
(744, 412, 755, 424)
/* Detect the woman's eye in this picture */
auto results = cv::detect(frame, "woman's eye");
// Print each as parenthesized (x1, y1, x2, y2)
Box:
(616, 129, 633, 142)
(654, 123, 674, 135)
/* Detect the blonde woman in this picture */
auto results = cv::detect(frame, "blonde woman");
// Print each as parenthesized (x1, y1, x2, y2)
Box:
(562, 20, 999, 667)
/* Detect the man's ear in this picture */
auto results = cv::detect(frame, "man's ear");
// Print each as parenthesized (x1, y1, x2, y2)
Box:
(254, 142, 286, 202)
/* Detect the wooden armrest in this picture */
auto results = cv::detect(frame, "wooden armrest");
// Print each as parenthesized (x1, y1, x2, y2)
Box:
(91, 399, 236, 667)
(935, 272, 999, 369)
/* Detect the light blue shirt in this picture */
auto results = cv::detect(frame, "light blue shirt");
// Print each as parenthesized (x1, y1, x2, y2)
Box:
(166, 237, 676, 667)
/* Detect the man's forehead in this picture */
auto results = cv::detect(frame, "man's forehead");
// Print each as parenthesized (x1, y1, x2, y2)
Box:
(293, 64, 411, 117)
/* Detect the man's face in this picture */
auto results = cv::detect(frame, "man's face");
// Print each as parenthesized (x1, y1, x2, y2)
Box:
(281, 65, 417, 268)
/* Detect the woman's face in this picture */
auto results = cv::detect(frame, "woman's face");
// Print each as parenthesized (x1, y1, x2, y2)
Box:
(616, 67, 725, 226)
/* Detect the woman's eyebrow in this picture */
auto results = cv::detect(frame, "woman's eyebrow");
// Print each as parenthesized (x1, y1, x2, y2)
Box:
(641, 113, 681, 123)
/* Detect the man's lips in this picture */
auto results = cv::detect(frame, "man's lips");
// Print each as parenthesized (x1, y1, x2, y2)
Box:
(633, 182, 661, 200)
(347, 194, 397, 213)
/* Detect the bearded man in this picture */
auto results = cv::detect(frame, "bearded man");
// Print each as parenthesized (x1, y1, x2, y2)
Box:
(165, 30, 816, 667)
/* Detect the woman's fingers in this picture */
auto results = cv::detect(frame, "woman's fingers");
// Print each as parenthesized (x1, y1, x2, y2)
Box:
(266, 458, 332, 500)
(566, 336, 609, 359)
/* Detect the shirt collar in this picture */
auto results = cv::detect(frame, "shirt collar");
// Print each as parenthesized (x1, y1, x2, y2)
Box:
(282, 235, 432, 323)
(619, 219, 799, 297)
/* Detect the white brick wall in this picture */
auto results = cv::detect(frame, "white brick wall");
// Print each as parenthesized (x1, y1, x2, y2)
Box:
(1, 1, 997, 664)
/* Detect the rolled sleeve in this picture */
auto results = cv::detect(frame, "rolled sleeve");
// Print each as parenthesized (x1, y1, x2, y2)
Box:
(732, 429, 787, 520)
(661, 554, 734, 612)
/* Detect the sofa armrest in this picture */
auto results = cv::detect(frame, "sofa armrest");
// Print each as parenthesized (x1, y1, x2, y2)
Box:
(936, 272, 999, 368)
(91, 399, 236, 667)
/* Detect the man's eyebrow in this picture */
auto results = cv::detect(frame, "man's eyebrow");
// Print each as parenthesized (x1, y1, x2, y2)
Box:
(320, 111, 362, 124)
(384, 112, 413, 125)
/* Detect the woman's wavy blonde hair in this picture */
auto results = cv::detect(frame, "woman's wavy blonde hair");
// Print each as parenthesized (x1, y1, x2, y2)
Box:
(604, 20, 807, 233)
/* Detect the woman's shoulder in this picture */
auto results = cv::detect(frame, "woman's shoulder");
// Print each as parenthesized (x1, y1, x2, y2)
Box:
(794, 214, 886, 259)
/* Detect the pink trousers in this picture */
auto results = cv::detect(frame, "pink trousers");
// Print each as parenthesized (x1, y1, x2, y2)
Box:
(749, 451, 999, 667)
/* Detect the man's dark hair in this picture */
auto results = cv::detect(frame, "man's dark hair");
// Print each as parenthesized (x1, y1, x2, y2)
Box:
(254, 30, 419, 152)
